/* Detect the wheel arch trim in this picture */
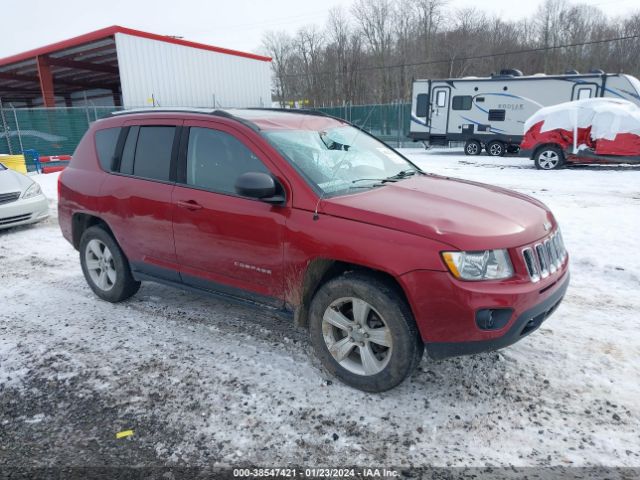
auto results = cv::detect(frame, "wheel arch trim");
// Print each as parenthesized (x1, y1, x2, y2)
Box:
(293, 258, 414, 328)
(71, 212, 116, 250)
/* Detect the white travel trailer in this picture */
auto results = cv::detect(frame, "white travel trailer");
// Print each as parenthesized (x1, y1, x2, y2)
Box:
(409, 70, 640, 155)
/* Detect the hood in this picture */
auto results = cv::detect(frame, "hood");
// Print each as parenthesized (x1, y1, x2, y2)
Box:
(322, 174, 555, 250)
(0, 167, 32, 194)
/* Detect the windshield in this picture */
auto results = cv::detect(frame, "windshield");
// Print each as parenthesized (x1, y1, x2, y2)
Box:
(263, 125, 420, 196)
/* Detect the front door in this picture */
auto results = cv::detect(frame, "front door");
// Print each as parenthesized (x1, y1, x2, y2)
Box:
(172, 121, 287, 307)
(430, 86, 450, 135)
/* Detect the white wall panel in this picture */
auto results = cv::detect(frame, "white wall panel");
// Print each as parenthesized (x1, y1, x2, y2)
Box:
(115, 33, 272, 108)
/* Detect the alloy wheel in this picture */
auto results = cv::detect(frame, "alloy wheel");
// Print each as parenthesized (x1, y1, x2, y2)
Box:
(489, 143, 503, 156)
(85, 239, 117, 291)
(538, 150, 560, 169)
(466, 143, 479, 155)
(321, 297, 393, 376)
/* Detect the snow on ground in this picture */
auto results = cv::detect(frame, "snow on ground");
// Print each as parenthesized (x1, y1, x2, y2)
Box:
(1, 151, 639, 469)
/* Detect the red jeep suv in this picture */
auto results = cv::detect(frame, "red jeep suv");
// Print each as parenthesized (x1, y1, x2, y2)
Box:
(58, 108, 570, 392)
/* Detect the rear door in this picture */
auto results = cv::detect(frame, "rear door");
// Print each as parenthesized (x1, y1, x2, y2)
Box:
(171, 120, 288, 306)
(430, 86, 450, 135)
(100, 118, 182, 280)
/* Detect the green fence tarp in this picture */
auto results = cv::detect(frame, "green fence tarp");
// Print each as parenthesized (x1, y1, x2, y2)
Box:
(0, 103, 416, 157)
(0, 106, 121, 156)
(315, 103, 413, 146)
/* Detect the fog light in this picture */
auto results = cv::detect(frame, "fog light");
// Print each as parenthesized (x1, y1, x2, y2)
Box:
(476, 308, 513, 330)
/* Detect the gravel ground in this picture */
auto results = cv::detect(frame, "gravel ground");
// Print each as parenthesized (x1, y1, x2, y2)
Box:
(1, 150, 639, 473)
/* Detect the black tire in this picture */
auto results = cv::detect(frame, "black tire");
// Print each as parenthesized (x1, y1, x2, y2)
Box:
(79, 225, 141, 302)
(486, 140, 506, 157)
(534, 145, 565, 170)
(464, 139, 482, 156)
(308, 272, 424, 392)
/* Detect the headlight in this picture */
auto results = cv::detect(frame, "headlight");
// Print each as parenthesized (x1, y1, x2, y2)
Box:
(442, 249, 514, 281)
(22, 182, 42, 199)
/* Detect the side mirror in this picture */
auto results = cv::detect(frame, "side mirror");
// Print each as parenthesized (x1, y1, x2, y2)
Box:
(235, 172, 285, 204)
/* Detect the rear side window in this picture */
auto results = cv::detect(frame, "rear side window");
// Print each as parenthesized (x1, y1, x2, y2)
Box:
(452, 96, 472, 110)
(416, 94, 429, 117)
(185, 127, 268, 195)
(95, 127, 121, 171)
(488, 109, 506, 121)
(129, 126, 176, 181)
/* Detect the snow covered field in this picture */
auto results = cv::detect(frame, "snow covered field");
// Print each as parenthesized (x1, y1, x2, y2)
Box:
(1, 149, 639, 470)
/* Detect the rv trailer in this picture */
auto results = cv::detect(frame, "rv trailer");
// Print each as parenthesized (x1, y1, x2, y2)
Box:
(409, 70, 640, 156)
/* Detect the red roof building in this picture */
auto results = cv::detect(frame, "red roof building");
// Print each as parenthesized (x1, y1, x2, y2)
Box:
(0, 26, 272, 108)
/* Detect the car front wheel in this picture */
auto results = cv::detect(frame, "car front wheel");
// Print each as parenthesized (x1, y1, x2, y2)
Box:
(309, 272, 423, 392)
(79, 226, 140, 302)
(535, 146, 565, 170)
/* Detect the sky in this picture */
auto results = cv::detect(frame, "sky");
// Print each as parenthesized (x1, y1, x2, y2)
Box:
(0, 0, 638, 59)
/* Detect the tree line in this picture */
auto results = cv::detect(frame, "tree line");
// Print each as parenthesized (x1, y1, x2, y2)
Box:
(261, 0, 640, 107)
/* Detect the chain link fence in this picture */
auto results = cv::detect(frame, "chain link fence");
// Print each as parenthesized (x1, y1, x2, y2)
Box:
(0, 103, 419, 157)
(0, 105, 125, 156)
(315, 102, 416, 148)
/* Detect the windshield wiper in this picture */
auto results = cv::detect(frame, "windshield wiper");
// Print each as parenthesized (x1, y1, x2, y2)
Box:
(386, 168, 420, 180)
(349, 183, 388, 189)
(351, 177, 398, 184)
(350, 168, 420, 186)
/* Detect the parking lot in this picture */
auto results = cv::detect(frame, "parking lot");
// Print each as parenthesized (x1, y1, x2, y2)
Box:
(1, 149, 639, 469)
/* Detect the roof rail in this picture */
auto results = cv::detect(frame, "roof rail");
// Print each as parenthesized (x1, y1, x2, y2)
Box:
(111, 107, 215, 116)
(110, 107, 261, 131)
(245, 107, 331, 117)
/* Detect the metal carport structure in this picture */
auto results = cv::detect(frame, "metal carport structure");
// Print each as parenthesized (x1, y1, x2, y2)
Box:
(0, 26, 272, 108)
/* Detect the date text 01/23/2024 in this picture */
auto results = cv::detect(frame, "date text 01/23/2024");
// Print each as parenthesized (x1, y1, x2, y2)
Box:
(232, 468, 400, 478)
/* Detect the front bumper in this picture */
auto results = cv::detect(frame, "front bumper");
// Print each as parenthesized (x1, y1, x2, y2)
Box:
(425, 272, 569, 359)
(399, 258, 570, 359)
(0, 194, 49, 230)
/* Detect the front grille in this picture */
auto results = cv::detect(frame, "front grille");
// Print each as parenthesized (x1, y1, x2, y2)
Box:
(535, 244, 549, 277)
(0, 191, 21, 205)
(522, 230, 567, 282)
(522, 248, 539, 282)
(0, 213, 31, 226)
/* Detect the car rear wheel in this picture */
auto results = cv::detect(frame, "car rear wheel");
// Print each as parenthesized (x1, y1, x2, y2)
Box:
(535, 146, 565, 170)
(464, 139, 482, 156)
(80, 226, 140, 302)
(487, 140, 506, 157)
(309, 272, 424, 392)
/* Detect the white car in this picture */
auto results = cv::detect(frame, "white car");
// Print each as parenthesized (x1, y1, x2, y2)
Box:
(0, 162, 49, 230)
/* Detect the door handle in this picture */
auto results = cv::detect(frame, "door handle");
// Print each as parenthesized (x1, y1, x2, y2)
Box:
(176, 199, 203, 211)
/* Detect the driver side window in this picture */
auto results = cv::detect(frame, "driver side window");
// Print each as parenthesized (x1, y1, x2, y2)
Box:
(186, 127, 269, 195)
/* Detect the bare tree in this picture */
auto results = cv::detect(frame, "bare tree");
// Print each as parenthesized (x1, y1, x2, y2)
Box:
(352, 0, 395, 103)
(262, 31, 295, 106)
(394, 0, 416, 100)
(413, 0, 447, 75)
(261, 0, 640, 106)
(295, 25, 326, 107)
(326, 7, 364, 105)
